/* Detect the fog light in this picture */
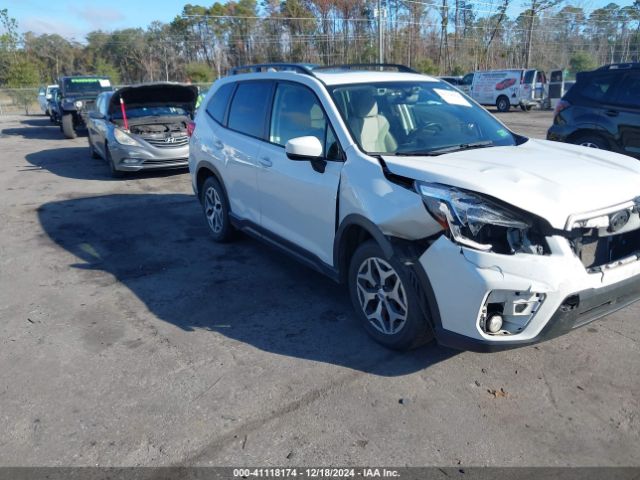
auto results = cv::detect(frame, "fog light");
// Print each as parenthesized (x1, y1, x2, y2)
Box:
(122, 158, 139, 164)
(74, 100, 83, 109)
(487, 314, 503, 334)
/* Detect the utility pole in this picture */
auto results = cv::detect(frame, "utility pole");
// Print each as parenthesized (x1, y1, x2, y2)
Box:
(377, 0, 384, 63)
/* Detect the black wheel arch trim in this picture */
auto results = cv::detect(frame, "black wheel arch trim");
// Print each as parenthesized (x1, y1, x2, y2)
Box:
(195, 161, 228, 200)
(333, 215, 443, 332)
(333, 214, 395, 281)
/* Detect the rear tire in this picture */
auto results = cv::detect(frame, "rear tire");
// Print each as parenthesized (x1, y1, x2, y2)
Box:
(61, 113, 77, 139)
(496, 96, 510, 112)
(348, 240, 434, 351)
(200, 176, 235, 242)
(572, 134, 609, 150)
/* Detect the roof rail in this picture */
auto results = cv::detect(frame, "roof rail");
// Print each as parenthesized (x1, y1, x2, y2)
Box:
(314, 63, 418, 73)
(597, 63, 640, 71)
(229, 63, 315, 76)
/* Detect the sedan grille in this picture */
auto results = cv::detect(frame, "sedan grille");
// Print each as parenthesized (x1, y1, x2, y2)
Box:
(144, 135, 189, 148)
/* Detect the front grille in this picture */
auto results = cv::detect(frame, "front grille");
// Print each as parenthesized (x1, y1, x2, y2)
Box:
(143, 135, 189, 148)
(576, 229, 640, 271)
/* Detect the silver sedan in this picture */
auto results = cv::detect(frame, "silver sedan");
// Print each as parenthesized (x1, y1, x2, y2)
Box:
(87, 82, 198, 177)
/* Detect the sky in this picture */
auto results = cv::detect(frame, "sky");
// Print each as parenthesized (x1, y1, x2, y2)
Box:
(5, 0, 638, 42)
(7, 0, 182, 40)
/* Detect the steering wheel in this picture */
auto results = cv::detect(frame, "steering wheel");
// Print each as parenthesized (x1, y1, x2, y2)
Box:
(408, 122, 443, 147)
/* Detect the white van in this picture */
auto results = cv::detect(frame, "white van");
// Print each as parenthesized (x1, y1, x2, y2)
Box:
(469, 69, 547, 112)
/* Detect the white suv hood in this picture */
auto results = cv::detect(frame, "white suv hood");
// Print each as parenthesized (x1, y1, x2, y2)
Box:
(383, 139, 640, 229)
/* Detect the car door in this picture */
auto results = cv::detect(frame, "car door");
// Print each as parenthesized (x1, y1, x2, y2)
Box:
(209, 80, 274, 225)
(88, 93, 108, 157)
(257, 81, 343, 266)
(609, 73, 640, 159)
(460, 73, 473, 95)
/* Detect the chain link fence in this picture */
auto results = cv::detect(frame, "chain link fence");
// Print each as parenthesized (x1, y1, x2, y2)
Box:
(0, 82, 212, 116)
(0, 88, 42, 115)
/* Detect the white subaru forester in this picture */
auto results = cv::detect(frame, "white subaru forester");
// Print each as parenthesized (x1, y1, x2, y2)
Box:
(188, 63, 640, 351)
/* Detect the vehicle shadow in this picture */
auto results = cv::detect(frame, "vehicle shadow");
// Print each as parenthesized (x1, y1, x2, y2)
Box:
(37, 193, 457, 376)
(25, 146, 188, 181)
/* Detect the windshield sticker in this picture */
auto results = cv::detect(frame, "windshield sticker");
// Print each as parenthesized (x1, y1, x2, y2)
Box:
(70, 78, 100, 83)
(99, 79, 111, 87)
(496, 129, 509, 138)
(433, 88, 471, 107)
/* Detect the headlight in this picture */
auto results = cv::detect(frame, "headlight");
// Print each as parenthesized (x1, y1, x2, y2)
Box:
(114, 128, 139, 146)
(416, 182, 544, 254)
(74, 100, 83, 109)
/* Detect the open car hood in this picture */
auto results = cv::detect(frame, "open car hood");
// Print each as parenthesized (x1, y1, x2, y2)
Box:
(382, 139, 640, 229)
(108, 82, 198, 116)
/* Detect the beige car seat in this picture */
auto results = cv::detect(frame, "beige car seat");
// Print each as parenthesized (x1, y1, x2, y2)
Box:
(348, 89, 397, 152)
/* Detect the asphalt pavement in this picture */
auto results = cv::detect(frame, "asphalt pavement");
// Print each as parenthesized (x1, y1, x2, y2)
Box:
(0, 110, 638, 467)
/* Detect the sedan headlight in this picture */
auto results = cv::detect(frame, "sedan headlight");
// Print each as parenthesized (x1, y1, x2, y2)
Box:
(74, 100, 83, 109)
(416, 182, 544, 254)
(113, 128, 139, 146)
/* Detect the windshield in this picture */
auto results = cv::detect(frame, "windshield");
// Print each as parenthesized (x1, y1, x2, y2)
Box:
(111, 106, 190, 119)
(330, 81, 518, 156)
(64, 78, 112, 95)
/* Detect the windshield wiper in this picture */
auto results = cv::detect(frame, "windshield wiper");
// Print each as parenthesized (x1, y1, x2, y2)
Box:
(395, 140, 495, 157)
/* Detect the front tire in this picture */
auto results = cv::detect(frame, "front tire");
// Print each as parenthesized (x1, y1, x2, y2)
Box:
(88, 136, 101, 159)
(348, 240, 433, 351)
(61, 113, 77, 139)
(200, 176, 235, 242)
(106, 145, 124, 178)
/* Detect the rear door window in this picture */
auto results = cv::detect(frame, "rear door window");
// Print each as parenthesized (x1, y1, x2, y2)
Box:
(206, 82, 235, 125)
(227, 81, 274, 139)
(577, 72, 620, 102)
(612, 74, 640, 109)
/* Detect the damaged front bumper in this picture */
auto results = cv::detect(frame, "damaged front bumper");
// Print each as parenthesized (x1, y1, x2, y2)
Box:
(418, 235, 640, 351)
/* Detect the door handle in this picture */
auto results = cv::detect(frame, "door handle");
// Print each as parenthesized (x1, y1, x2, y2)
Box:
(213, 140, 224, 149)
(258, 156, 273, 167)
(605, 110, 619, 117)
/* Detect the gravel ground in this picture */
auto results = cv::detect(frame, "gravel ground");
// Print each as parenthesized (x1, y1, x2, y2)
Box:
(0, 111, 638, 467)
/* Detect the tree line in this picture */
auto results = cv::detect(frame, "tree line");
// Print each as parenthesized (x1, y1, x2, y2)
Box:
(1, 0, 640, 88)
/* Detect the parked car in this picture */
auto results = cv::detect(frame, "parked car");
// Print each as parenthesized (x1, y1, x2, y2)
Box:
(87, 82, 198, 177)
(438, 76, 464, 86)
(47, 87, 60, 123)
(37, 84, 58, 116)
(57, 76, 113, 139)
(468, 69, 547, 112)
(547, 63, 640, 159)
(189, 62, 640, 352)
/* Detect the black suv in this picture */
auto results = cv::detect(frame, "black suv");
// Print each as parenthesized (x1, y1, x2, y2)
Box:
(57, 76, 113, 138)
(547, 63, 640, 159)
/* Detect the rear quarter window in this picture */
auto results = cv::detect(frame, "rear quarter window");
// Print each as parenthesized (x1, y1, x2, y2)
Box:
(206, 83, 235, 125)
(227, 81, 273, 138)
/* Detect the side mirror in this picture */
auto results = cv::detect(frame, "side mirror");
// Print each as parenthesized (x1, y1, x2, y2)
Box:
(285, 136, 323, 161)
(89, 111, 105, 120)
